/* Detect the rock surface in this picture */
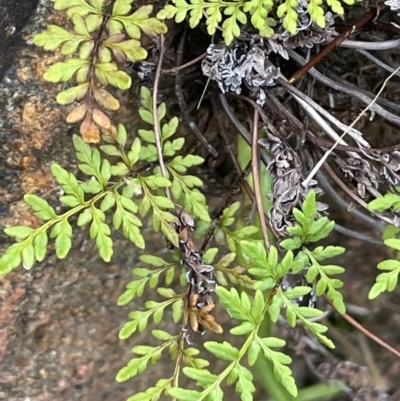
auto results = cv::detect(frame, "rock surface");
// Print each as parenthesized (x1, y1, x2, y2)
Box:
(0, 1, 147, 400)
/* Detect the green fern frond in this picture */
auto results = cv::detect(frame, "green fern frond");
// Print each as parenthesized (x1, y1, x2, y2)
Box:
(157, 0, 361, 44)
(34, 0, 166, 142)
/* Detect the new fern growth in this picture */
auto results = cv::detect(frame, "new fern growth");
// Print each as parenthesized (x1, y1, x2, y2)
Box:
(34, 0, 166, 142)
(157, 0, 361, 44)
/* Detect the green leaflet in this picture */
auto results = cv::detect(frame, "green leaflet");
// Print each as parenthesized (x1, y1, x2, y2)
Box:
(95, 63, 132, 89)
(50, 0, 101, 15)
(57, 83, 89, 104)
(368, 191, 400, 212)
(118, 296, 181, 339)
(205, 341, 239, 361)
(53, 218, 73, 259)
(116, 338, 177, 383)
(369, 238, 400, 299)
(24, 194, 57, 221)
(167, 388, 203, 401)
(183, 367, 219, 385)
(45, 59, 89, 83)
(157, 0, 357, 45)
(33, 25, 87, 52)
(126, 379, 172, 401)
(90, 206, 113, 262)
(4, 226, 33, 240)
(255, 335, 297, 396)
(34, 231, 49, 262)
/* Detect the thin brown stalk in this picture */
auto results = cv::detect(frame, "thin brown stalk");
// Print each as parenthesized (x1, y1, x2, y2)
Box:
(324, 296, 400, 359)
(210, 96, 243, 174)
(175, 32, 218, 156)
(152, 34, 171, 200)
(357, 49, 400, 77)
(289, 1, 388, 83)
(323, 161, 397, 226)
(219, 94, 270, 167)
(163, 52, 207, 74)
(316, 170, 385, 232)
(251, 110, 270, 251)
(211, 96, 260, 205)
(288, 50, 400, 127)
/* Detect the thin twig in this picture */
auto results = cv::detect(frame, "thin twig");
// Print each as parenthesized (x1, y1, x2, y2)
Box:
(201, 168, 250, 253)
(212, 95, 278, 237)
(357, 49, 400, 78)
(231, 93, 276, 126)
(162, 52, 207, 74)
(324, 296, 400, 359)
(266, 91, 303, 131)
(210, 96, 243, 174)
(219, 94, 251, 144)
(153, 35, 171, 200)
(338, 37, 400, 50)
(219, 94, 270, 167)
(266, 91, 400, 154)
(251, 110, 271, 251)
(301, 77, 314, 145)
(316, 64, 400, 113)
(288, 1, 388, 83)
(278, 78, 371, 149)
(175, 31, 218, 156)
(163, 51, 207, 74)
(288, 50, 400, 127)
(333, 223, 383, 245)
(316, 170, 385, 232)
(303, 64, 400, 186)
(323, 161, 397, 226)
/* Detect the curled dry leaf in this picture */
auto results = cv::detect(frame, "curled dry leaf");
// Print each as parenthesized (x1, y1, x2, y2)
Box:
(93, 87, 120, 110)
(66, 103, 88, 123)
(166, 206, 221, 343)
(188, 294, 223, 334)
(92, 108, 111, 129)
(80, 115, 100, 143)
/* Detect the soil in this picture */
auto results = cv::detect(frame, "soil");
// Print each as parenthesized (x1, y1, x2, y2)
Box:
(0, 1, 400, 401)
